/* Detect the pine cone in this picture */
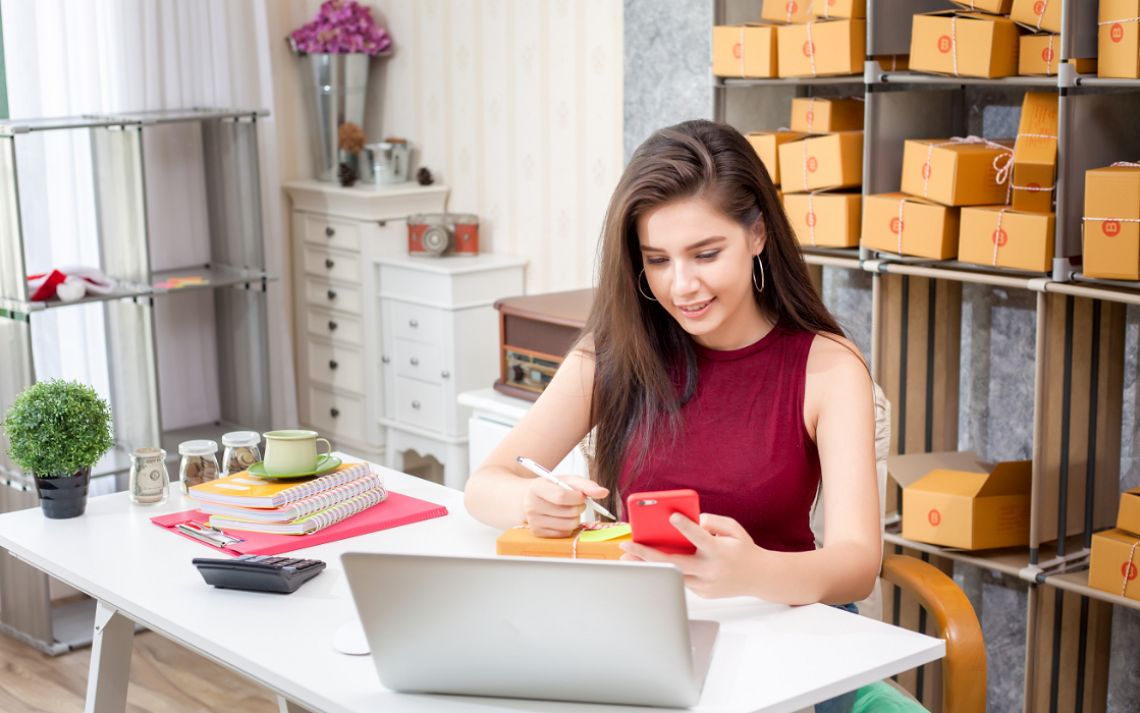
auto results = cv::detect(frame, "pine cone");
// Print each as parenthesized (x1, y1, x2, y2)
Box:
(338, 162, 358, 187)
(416, 167, 434, 186)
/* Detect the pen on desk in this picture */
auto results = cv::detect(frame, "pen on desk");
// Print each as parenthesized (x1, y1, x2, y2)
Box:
(516, 456, 617, 521)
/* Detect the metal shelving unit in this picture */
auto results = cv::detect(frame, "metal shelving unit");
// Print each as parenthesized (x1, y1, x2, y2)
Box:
(0, 107, 275, 654)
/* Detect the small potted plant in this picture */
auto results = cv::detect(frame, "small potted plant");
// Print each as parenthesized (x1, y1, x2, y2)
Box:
(3, 380, 114, 519)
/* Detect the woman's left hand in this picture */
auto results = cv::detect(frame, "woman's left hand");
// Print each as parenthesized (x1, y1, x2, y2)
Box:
(619, 513, 763, 599)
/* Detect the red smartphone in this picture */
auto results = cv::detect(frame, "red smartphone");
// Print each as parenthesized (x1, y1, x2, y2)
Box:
(626, 489, 701, 555)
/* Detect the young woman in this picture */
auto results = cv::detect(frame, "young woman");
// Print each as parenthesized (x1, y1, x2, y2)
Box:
(464, 119, 880, 607)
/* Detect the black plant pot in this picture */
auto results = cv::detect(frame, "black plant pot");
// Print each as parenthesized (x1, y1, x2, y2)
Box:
(34, 468, 91, 519)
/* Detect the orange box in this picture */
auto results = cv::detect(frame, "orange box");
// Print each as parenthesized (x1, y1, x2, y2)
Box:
(1088, 528, 1140, 602)
(1010, 0, 1061, 34)
(762, 0, 812, 24)
(861, 193, 959, 259)
(712, 25, 778, 78)
(1119, 488, 1140, 535)
(909, 11, 1020, 78)
(874, 54, 910, 72)
(958, 207, 1054, 272)
(1011, 92, 1058, 213)
(811, 0, 865, 19)
(1083, 164, 1140, 280)
(1019, 33, 1061, 75)
(789, 97, 864, 134)
(1099, 1, 1140, 78)
(891, 451, 1032, 550)
(747, 131, 806, 185)
(496, 525, 630, 560)
(950, 0, 1012, 13)
(901, 137, 1015, 206)
(783, 192, 861, 248)
(777, 132, 863, 193)
(777, 19, 865, 78)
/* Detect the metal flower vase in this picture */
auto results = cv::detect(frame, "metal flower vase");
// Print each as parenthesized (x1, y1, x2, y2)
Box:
(303, 53, 370, 182)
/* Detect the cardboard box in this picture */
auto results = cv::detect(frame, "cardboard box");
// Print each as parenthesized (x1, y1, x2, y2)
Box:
(1119, 488, 1140, 534)
(909, 11, 1020, 78)
(712, 25, 778, 78)
(747, 131, 806, 185)
(1019, 33, 1060, 75)
(1010, 0, 1062, 34)
(776, 131, 863, 193)
(783, 192, 861, 248)
(1099, 1, 1140, 78)
(496, 525, 630, 560)
(873, 54, 910, 72)
(811, 0, 865, 19)
(1083, 164, 1140, 280)
(890, 451, 1032, 550)
(789, 97, 864, 134)
(777, 19, 865, 77)
(950, 0, 1012, 13)
(958, 207, 1054, 272)
(1011, 92, 1058, 214)
(762, 0, 812, 24)
(861, 193, 959, 259)
(901, 137, 1015, 207)
(1088, 528, 1140, 602)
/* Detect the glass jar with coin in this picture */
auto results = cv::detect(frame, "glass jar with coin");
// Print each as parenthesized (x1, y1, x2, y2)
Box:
(178, 440, 220, 494)
(221, 431, 262, 477)
(129, 447, 170, 505)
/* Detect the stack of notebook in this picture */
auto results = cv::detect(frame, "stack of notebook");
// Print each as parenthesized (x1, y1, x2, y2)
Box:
(188, 462, 387, 535)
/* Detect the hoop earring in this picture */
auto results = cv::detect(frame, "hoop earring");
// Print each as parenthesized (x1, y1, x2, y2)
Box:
(637, 269, 658, 302)
(753, 254, 765, 293)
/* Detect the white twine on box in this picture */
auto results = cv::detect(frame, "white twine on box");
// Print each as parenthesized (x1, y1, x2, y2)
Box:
(1034, 0, 1050, 32)
(1124, 537, 1140, 597)
(1097, 16, 1140, 26)
(991, 208, 1009, 266)
(738, 26, 746, 78)
(786, 0, 795, 23)
(922, 136, 1014, 203)
(806, 21, 818, 77)
(806, 190, 822, 246)
(896, 197, 908, 255)
(1046, 34, 1056, 74)
(1010, 133, 1059, 195)
(1112, 161, 1140, 167)
(805, 96, 816, 132)
(951, 15, 960, 78)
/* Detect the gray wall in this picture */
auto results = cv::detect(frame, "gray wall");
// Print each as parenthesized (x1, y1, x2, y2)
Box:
(623, 3, 1140, 711)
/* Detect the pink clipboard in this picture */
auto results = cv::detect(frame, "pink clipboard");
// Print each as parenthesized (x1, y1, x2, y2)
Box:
(151, 490, 448, 556)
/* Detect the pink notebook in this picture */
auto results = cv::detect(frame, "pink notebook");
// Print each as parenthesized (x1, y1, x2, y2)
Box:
(151, 491, 448, 556)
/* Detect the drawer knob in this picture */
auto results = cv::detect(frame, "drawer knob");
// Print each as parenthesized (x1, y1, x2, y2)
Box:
(381, 355, 391, 364)
(411, 400, 422, 410)
(330, 407, 340, 418)
(441, 370, 450, 379)
(410, 356, 420, 366)
(327, 289, 337, 301)
(328, 320, 338, 331)
(325, 258, 335, 269)
(325, 226, 335, 237)
(329, 360, 339, 370)
(409, 318, 419, 328)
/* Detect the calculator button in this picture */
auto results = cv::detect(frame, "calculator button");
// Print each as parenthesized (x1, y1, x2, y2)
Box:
(294, 560, 322, 570)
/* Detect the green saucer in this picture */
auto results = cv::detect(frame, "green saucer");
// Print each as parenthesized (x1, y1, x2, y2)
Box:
(248, 455, 341, 480)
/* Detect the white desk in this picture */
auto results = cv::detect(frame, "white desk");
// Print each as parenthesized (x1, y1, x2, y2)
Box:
(0, 459, 943, 713)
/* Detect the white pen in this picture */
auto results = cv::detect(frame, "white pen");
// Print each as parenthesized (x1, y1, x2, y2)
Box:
(516, 456, 617, 521)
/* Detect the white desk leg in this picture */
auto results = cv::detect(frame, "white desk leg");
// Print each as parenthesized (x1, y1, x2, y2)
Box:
(442, 442, 469, 490)
(276, 695, 315, 713)
(85, 601, 134, 713)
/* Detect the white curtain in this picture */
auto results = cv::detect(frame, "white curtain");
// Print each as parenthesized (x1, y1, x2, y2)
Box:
(2, 0, 297, 446)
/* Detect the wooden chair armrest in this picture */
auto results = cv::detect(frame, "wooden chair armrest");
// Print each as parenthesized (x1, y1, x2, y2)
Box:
(880, 554, 986, 713)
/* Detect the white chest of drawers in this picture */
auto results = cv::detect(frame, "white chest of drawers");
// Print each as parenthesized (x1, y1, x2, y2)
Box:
(284, 180, 449, 461)
(377, 254, 527, 487)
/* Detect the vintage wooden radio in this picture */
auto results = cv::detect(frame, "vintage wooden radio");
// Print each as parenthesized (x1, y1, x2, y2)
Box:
(493, 289, 595, 401)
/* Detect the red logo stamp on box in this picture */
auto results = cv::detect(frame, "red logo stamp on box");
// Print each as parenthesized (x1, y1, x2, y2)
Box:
(806, 157, 818, 172)
(1112, 24, 1125, 43)
(889, 217, 904, 234)
(921, 162, 932, 179)
(928, 509, 941, 527)
(1104, 220, 1122, 237)
(805, 110, 815, 126)
(1034, 0, 1046, 15)
(993, 228, 1008, 247)
(802, 41, 815, 57)
(938, 35, 952, 54)
(1124, 561, 1138, 581)
(806, 211, 817, 227)
(732, 42, 742, 59)
(1042, 46, 1054, 63)
(786, 1, 798, 12)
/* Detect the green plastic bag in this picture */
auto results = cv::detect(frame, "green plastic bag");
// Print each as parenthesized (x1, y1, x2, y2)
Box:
(850, 681, 929, 713)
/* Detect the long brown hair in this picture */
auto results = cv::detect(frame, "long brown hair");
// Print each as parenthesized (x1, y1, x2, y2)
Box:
(584, 119, 846, 514)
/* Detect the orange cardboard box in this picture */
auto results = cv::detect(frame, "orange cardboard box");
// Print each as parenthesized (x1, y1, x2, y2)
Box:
(958, 207, 1054, 272)
(901, 137, 1015, 206)
(891, 451, 1032, 550)
(1011, 92, 1058, 213)
(874, 54, 910, 72)
(1088, 528, 1140, 602)
(762, 0, 812, 24)
(777, 131, 863, 193)
(747, 131, 806, 185)
(777, 19, 865, 78)
(1083, 164, 1140, 280)
(1099, 1, 1140, 78)
(1119, 488, 1140, 534)
(496, 525, 630, 560)
(1019, 35, 1096, 75)
(1010, 0, 1061, 34)
(811, 0, 865, 19)
(783, 192, 861, 248)
(789, 97, 864, 134)
(712, 25, 778, 78)
(909, 11, 1020, 78)
(950, 0, 1012, 13)
(861, 193, 959, 259)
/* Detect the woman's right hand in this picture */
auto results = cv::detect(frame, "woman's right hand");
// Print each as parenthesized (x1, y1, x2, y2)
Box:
(522, 475, 610, 538)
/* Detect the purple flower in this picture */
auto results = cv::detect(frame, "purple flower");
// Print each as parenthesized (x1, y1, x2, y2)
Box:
(290, 0, 392, 56)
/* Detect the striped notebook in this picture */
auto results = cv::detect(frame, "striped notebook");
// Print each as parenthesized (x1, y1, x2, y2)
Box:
(197, 471, 384, 523)
(207, 487, 388, 535)
(189, 462, 372, 508)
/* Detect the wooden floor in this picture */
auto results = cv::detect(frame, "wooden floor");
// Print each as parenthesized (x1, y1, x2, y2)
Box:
(0, 629, 279, 713)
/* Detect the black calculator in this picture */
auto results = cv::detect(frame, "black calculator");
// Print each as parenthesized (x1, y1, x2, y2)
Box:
(192, 554, 326, 594)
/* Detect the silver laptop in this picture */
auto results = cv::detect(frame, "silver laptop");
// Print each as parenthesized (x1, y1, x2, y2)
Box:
(341, 552, 719, 708)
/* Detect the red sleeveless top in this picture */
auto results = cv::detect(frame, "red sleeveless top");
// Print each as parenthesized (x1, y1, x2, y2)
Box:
(618, 324, 821, 553)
